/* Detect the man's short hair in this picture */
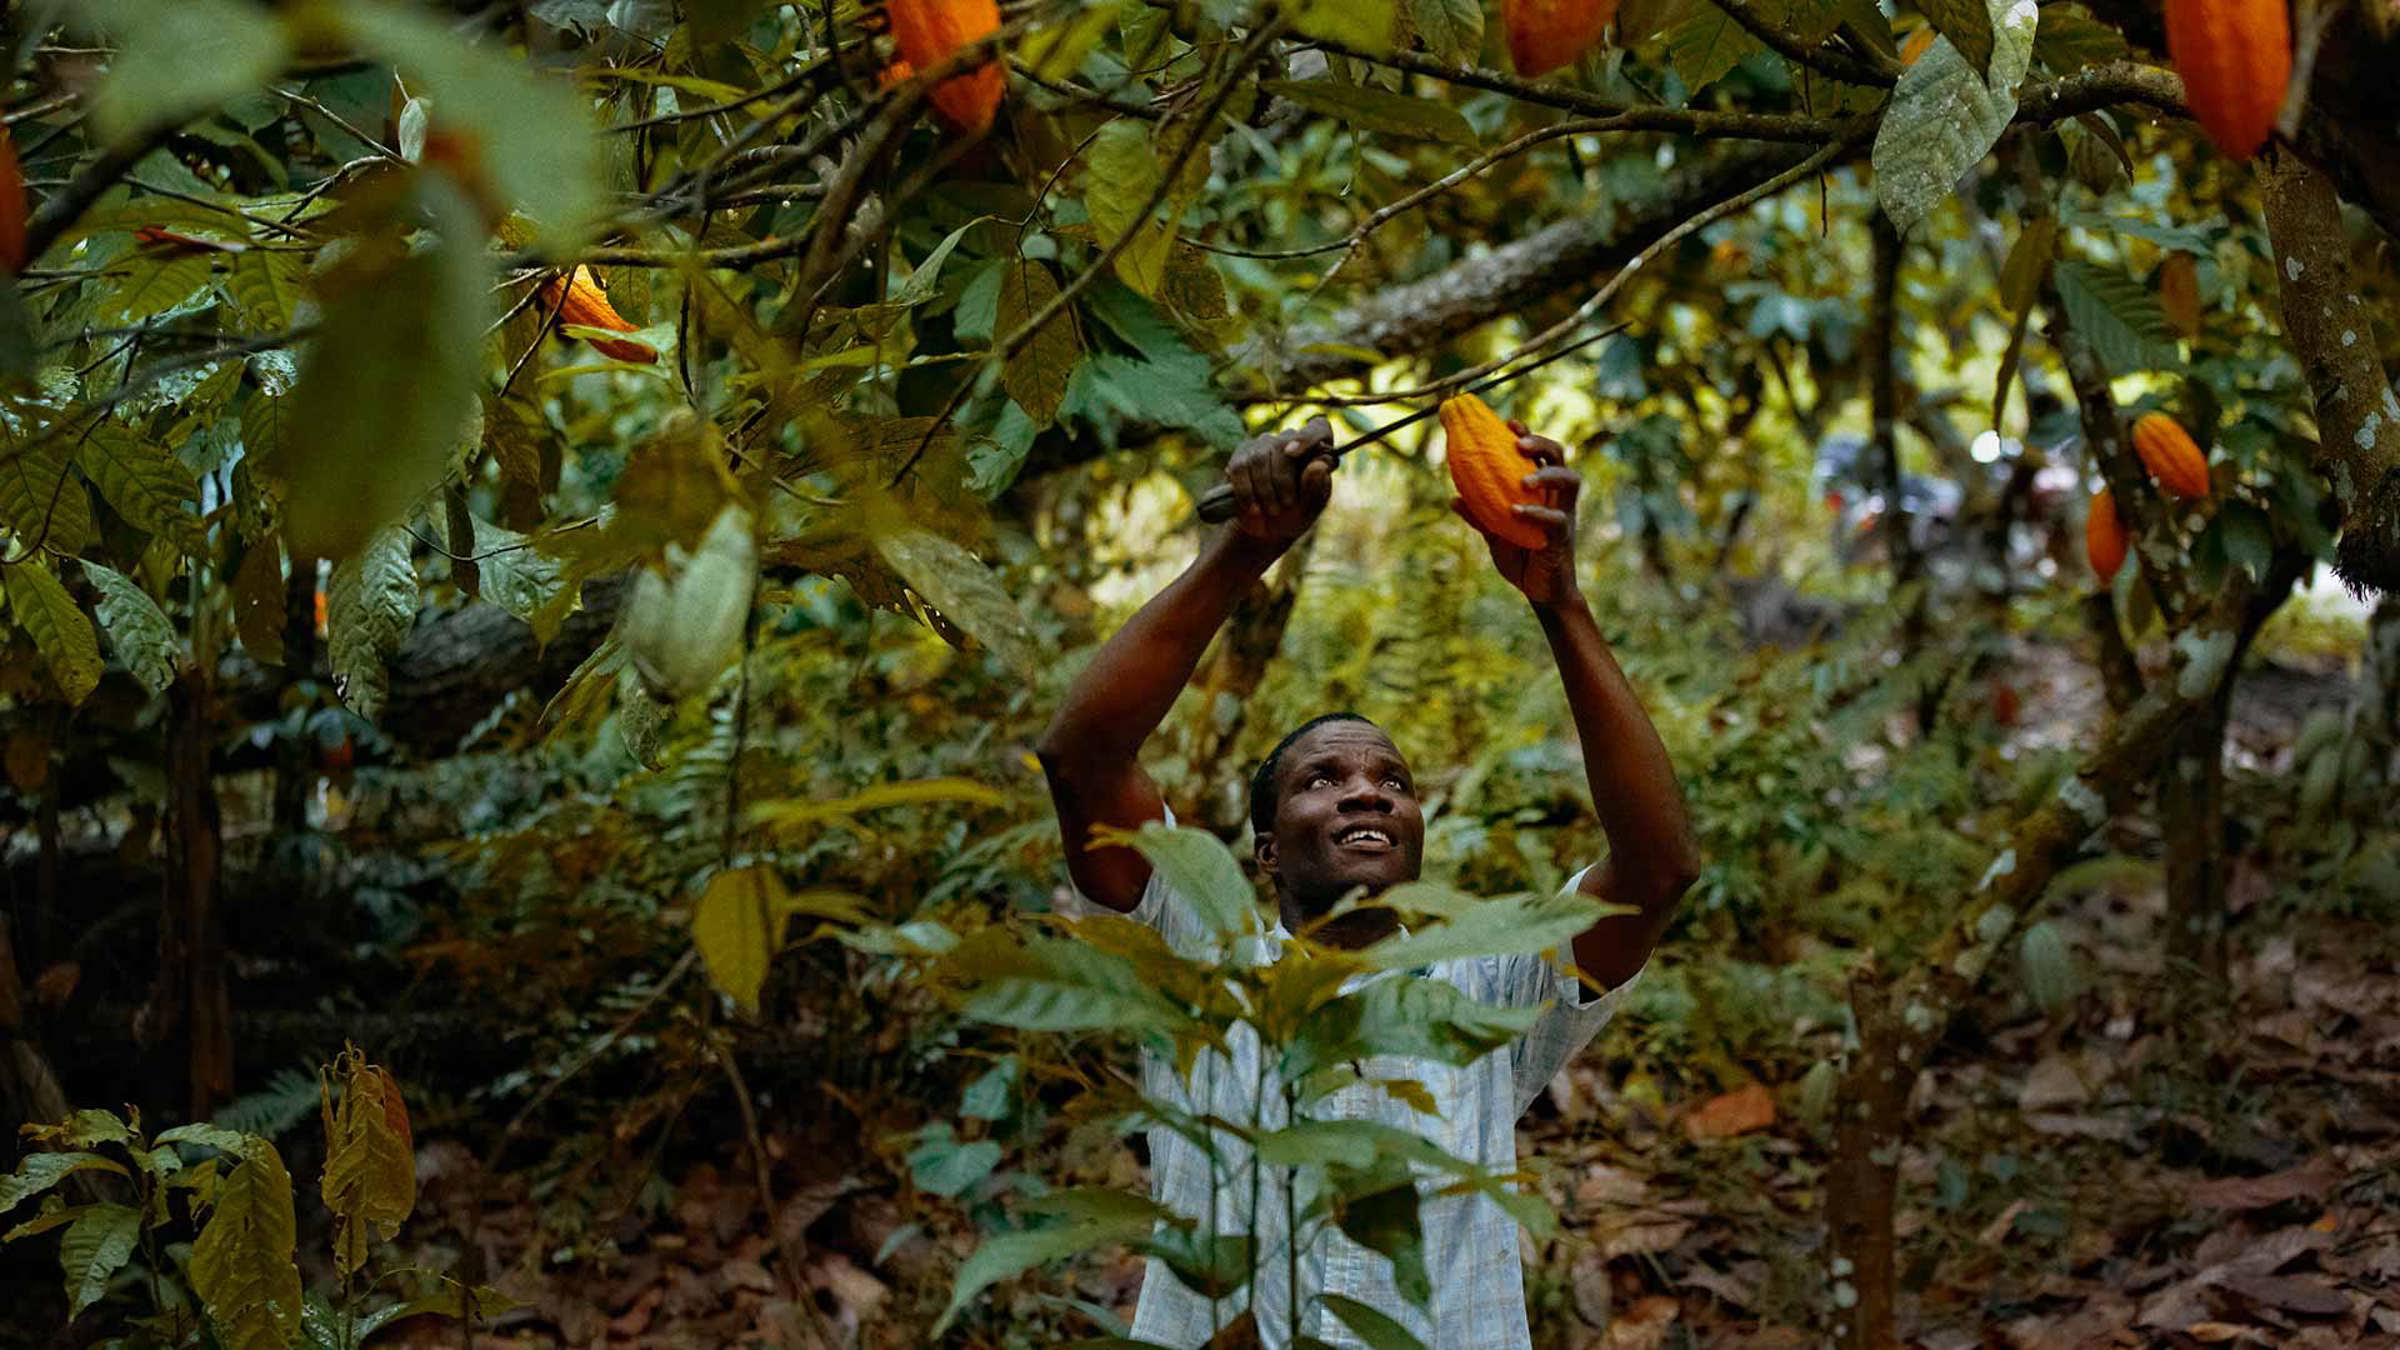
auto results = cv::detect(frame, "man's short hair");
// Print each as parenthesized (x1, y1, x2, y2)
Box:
(1248, 712, 1381, 839)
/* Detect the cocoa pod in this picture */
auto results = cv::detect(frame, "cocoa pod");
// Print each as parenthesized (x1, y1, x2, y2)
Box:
(888, 0, 1005, 134)
(0, 125, 25, 274)
(1440, 393, 1547, 549)
(538, 265, 658, 365)
(1899, 26, 1936, 65)
(2158, 252, 2201, 340)
(1506, 0, 1619, 78)
(2164, 0, 2290, 160)
(2130, 412, 2210, 499)
(2086, 489, 2127, 580)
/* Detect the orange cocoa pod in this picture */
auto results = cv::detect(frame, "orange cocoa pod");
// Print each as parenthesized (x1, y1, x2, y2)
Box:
(1441, 393, 1547, 549)
(0, 125, 26, 274)
(2130, 412, 2210, 499)
(1505, 0, 1620, 77)
(887, 0, 1005, 134)
(1899, 26, 1936, 65)
(2164, 0, 2290, 160)
(538, 266, 657, 365)
(2157, 252, 2201, 339)
(2086, 489, 2127, 580)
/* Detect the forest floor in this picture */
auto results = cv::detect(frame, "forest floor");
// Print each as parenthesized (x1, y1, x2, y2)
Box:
(349, 641, 2400, 1348)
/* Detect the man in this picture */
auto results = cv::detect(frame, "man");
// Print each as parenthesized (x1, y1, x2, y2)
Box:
(1034, 414, 1700, 1347)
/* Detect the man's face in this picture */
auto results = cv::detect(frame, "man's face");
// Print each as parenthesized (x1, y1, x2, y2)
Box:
(1259, 721, 1424, 916)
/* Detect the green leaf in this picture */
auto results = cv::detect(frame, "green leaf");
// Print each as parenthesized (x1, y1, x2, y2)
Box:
(2053, 260, 2178, 374)
(2031, 2, 2126, 71)
(279, 176, 488, 561)
(1, 1153, 131, 1219)
(1409, 0, 1484, 66)
(80, 561, 182, 694)
(1912, 0, 1994, 77)
(0, 280, 37, 378)
(890, 220, 983, 307)
(1019, 6, 1120, 81)
(104, 254, 215, 325)
(1260, 80, 1475, 146)
(188, 1140, 302, 1350)
(1253, 1119, 1459, 1173)
(1286, 976, 1540, 1079)
(620, 502, 756, 700)
(867, 513, 1040, 678)
(1071, 351, 1245, 449)
(960, 1056, 1019, 1120)
(78, 0, 293, 145)
(1319, 1291, 1431, 1349)
(343, 2, 605, 247)
(0, 429, 95, 555)
(1870, 0, 2039, 236)
(2018, 920, 2078, 1015)
(158, 1123, 255, 1156)
(943, 929, 1192, 1035)
(58, 1203, 140, 1317)
(1138, 1227, 1253, 1301)
(1334, 1179, 1429, 1306)
(693, 866, 787, 1016)
(1084, 123, 1174, 297)
(935, 1212, 1156, 1335)
(1663, 4, 1765, 93)
(1360, 887, 1606, 971)
(1094, 822, 1259, 939)
(466, 517, 569, 640)
(908, 1123, 1003, 1199)
(228, 252, 308, 329)
(748, 777, 1006, 832)
(1292, 0, 1397, 53)
(76, 423, 205, 552)
(324, 526, 417, 721)
(1998, 216, 2056, 314)
(5, 562, 104, 705)
(998, 258, 1081, 427)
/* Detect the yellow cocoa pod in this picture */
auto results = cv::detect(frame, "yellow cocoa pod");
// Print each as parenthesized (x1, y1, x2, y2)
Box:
(2164, 0, 2290, 160)
(539, 266, 657, 365)
(2086, 489, 2127, 581)
(1441, 394, 1547, 549)
(888, 0, 1005, 134)
(2158, 253, 2201, 340)
(1505, 0, 1620, 78)
(2130, 413, 2211, 500)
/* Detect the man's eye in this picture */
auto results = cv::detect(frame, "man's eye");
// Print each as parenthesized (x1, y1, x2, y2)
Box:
(1385, 776, 1407, 791)
(1308, 774, 1332, 789)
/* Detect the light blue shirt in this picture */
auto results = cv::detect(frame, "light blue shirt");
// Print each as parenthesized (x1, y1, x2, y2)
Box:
(1085, 829, 1641, 1349)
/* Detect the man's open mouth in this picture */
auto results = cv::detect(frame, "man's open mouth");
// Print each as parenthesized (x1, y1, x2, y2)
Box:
(1333, 824, 1395, 853)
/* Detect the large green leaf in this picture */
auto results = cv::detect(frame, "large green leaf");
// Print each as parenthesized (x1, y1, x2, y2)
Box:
(77, 0, 292, 145)
(1319, 1291, 1431, 1349)
(1360, 888, 1605, 972)
(5, 562, 104, 705)
(944, 929, 1193, 1035)
(1663, 4, 1765, 94)
(76, 423, 204, 553)
(1261, 80, 1475, 146)
(1085, 122, 1174, 297)
(2054, 260, 2179, 374)
(278, 175, 488, 561)
(1409, 0, 1484, 66)
(1, 1153, 130, 1218)
(81, 561, 182, 695)
(935, 1211, 1157, 1335)
(0, 429, 95, 556)
(1094, 822, 1259, 939)
(58, 1203, 140, 1317)
(342, 2, 605, 247)
(188, 1140, 302, 1350)
(907, 1123, 1002, 1199)
(2030, 3, 2126, 70)
(1285, 975, 1540, 1079)
(1871, 0, 2039, 236)
(868, 513, 1040, 679)
(1292, 0, 1397, 53)
(324, 526, 417, 721)
(997, 258, 1081, 427)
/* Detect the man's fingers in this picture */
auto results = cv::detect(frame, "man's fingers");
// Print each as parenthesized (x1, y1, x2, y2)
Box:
(1511, 503, 1572, 532)
(1517, 433, 1565, 466)
(1300, 413, 1334, 448)
(1522, 465, 1582, 508)
(1300, 455, 1333, 508)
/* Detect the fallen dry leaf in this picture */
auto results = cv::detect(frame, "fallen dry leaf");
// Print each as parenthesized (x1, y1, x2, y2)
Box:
(2188, 1157, 2342, 1210)
(1684, 1083, 1775, 1141)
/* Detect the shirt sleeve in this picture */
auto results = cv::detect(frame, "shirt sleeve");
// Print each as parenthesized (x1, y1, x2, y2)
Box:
(1497, 864, 1649, 1118)
(1063, 803, 1212, 961)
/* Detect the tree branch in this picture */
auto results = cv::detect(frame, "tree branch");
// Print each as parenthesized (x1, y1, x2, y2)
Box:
(2261, 151, 2400, 596)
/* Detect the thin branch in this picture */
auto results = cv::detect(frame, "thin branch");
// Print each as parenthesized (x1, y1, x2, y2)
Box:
(21, 124, 176, 266)
(1707, 0, 1895, 86)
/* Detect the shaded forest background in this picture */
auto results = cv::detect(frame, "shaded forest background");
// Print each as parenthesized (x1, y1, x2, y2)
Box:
(1, 0, 2398, 1345)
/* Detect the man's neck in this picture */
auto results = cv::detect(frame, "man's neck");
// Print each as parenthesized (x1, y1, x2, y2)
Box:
(1281, 901, 1400, 950)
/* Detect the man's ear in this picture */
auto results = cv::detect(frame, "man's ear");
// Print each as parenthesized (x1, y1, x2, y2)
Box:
(1254, 830, 1278, 879)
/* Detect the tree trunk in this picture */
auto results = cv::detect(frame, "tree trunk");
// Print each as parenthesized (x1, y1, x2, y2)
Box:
(152, 672, 233, 1120)
(2159, 690, 2231, 979)
(1829, 965, 1906, 1350)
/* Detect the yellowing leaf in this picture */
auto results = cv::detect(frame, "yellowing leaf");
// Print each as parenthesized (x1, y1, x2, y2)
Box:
(325, 527, 416, 721)
(0, 429, 95, 556)
(748, 777, 1007, 832)
(318, 1048, 415, 1275)
(693, 866, 786, 1015)
(996, 258, 1079, 428)
(76, 424, 204, 553)
(188, 1140, 302, 1350)
(59, 1203, 140, 1317)
(5, 561, 104, 705)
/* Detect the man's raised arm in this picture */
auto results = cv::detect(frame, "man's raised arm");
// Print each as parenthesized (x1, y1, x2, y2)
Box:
(1452, 420, 1701, 987)
(1035, 417, 1334, 912)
